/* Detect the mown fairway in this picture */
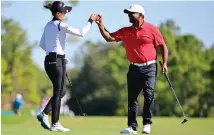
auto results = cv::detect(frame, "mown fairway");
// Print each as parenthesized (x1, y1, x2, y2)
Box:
(2, 116, 214, 135)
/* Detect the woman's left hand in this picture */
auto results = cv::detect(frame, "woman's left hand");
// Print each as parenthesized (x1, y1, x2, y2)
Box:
(65, 57, 70, 64)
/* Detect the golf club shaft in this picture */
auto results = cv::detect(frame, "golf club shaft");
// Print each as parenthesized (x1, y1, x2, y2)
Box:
(66, 72, 84, 114)
(159, 61, 186, 117)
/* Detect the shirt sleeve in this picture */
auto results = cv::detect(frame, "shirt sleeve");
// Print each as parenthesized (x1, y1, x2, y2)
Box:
(39, 31, 46, 51)
(61, 21, 92, 37)
(153, 28, 165, 46)
(111, 28, 124, 42)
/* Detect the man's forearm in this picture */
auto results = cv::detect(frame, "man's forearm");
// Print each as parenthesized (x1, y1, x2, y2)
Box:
(104, 27, 110, 33)
(160, 44, 168, 64)
(98, 24, 111, 41)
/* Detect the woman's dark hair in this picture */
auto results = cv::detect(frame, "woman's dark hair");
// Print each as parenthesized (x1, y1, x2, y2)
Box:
(44, 3, 52, 10)
(44, 3, 55, 16)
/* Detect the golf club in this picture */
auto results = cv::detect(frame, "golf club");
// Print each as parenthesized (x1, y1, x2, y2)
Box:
(159, 61, 188, 124)
(66, 72, 87, 116)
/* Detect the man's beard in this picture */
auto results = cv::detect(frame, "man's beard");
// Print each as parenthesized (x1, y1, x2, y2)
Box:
(129, 16, 135, 23)
(129, 17, 138, 25)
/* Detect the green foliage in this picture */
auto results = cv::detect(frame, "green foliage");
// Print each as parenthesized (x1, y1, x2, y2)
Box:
(158, 20, 214, 117)
(1, 18, 50, 105)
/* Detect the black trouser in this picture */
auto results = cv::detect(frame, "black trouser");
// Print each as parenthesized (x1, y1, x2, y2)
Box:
(43, 53, 66, 123)
(127, 63, 157, 130)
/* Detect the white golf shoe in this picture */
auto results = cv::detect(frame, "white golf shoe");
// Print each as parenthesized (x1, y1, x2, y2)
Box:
(37, 112, 50, 129)
(50, 122, 70, 132)
(142, 124, 151, 134)
(120, 126, 138, 134)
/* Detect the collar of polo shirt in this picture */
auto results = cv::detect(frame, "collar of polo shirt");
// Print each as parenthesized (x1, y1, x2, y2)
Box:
(131, 20, 145, 30)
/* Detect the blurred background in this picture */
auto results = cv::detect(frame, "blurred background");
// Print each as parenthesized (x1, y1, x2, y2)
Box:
(1, 0, 214, 121)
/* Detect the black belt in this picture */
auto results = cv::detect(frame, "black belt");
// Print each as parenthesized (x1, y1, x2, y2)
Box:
(47, 52, 65, 58)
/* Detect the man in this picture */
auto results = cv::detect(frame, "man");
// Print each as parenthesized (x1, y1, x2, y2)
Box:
(95, 4, 168, 134)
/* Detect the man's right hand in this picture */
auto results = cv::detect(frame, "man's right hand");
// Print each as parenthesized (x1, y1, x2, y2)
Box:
(95, 14, 103, 27)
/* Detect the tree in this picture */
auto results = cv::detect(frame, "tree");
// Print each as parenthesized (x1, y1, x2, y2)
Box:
(158, 20, 213, 117)
(1, 18, 48, 105)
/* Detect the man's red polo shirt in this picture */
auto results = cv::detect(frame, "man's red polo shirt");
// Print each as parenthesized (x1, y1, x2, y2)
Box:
(111, 22, 165, 63)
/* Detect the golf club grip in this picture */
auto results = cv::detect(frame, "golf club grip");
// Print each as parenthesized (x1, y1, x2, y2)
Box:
(159, 61, 173, 87)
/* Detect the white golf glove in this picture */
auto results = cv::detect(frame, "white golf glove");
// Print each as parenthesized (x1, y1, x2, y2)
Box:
(65, 57, 70, 64)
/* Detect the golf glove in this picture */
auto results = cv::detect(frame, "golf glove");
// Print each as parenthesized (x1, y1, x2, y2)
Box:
(65, 57, 70, 64)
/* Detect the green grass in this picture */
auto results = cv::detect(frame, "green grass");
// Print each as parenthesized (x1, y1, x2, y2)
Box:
(1, 116, 214, 135)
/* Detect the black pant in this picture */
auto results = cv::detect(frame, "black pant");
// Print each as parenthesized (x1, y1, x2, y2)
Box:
(127, 63, 157, 130)
(43, 53, 66, 123)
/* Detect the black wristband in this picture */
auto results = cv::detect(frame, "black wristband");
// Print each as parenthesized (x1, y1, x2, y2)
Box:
(88, 18, 93, 24)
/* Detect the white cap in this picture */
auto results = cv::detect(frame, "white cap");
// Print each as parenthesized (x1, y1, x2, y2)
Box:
(124, 4, 145, 15)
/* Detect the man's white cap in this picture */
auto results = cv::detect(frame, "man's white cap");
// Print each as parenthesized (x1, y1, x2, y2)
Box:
(124, 4, 145, 15)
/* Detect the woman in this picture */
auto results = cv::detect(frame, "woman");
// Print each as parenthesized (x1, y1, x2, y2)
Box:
(37, 1, 97, 132)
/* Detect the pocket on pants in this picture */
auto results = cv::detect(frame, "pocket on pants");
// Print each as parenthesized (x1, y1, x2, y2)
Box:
(45, 58, 64, 67)
(45, 60, 57, 67)
(145, 67, 157, 90)
(145, 78, 156, 90)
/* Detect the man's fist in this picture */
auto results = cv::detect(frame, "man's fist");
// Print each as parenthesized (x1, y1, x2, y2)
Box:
(95, 14, 103, 25)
